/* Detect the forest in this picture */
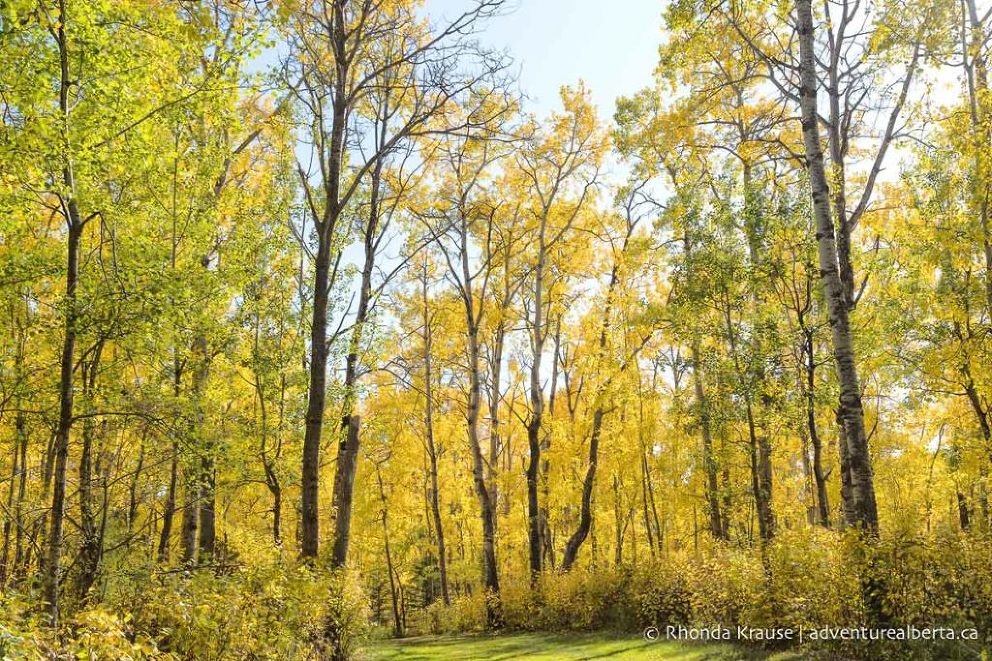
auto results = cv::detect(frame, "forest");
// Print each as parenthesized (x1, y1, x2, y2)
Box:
(1, 0, 992, 658)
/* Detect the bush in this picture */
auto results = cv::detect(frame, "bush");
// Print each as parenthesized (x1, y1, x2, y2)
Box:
(425, 592, 487, 635)
(111, 563, 367, 660)
(414, 531, 992, 659)
(0, 559, 368, 660)
(0, 593, 164, 660)
(633, 561, 694, 629)
(0, 594, 49, 660)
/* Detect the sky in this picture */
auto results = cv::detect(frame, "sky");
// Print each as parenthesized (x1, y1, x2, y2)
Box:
(425, 0, 665, 120)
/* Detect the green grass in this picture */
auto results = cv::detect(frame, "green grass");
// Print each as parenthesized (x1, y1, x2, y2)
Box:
(359, 631, 798, 660)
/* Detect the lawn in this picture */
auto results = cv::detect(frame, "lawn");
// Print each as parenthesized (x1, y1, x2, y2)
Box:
(359, 631, 798, 660)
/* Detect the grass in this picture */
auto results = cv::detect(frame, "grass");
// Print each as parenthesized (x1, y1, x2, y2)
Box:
(359, 631, 799, 660)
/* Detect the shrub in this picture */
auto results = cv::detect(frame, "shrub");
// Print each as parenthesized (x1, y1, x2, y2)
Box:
(104, 560, 367, 660)
(632, 561, 693, 630)
(0, 593, 164, 660)
(412, 531, 992, 659)
(425, 592, 487, 635)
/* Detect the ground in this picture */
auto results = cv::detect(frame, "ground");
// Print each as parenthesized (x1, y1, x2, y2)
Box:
(359, 631, 800, 660)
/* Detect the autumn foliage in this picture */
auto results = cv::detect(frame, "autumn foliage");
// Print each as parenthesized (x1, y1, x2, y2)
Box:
(2, 0, 992, 659)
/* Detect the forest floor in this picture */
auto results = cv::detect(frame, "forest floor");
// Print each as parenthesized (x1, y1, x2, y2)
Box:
(359, 631, 800, 660)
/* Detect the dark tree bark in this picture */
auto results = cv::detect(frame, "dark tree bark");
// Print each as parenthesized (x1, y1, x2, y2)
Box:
(46, 200, 81, 627)
(562, 408, 604, 569)
(0, 410, 24, 587)
(45, 1, 85, 624)
(959, 491, 972, 531)
(561, 222, 643, 568)
(330, 124, 385, 568)
(180, 483, 199, 564)
(12, 405, 28, 581)
(639, 449, 656, 556)
(300, 224, 333, 560)
(77, 340, 105, 600)
(158, 357, 182, 562)
(298, 25, 346, 558)
(465, 280, 502, 623)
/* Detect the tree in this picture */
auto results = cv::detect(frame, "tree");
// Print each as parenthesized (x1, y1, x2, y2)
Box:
(0, 0, 244, 625)
(795, 0, 879, 532)
(561, 181, 657, 569)
(282, 0, 510, 564)
(415, 104, 514, 624)
(514, 85, 605, 577)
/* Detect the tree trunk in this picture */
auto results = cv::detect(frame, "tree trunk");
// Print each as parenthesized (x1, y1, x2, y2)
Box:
(539, 322, 562, 570)
(562, 409, 603, 569)
(78, 341, 104, 600)
(487, 322, 506, 529)
(525, 225, 548, 580)
(720, 294, 773, 542)
(11, 401, 28, 581)
(468, 325, 501, 624)
(958, 491, 972, 531)
(0, 412, 23, 587)
(803, 331, 831, 527)
(450, 208, 501, 626)
(330, 149, 383, 569)
(691, 342, 725, 540)
(796, 0, 879, 533)
(742, 171, 775, 542)
(422, 266, 450, 606)
(300, 233, 331, 559)
(158, 356, 182, 562)
(192, 333, 214, 563)
(300, 41, 348, 559)
(197, 462, 216, 562)
(826, 80, 855, 310)
(376, 466, 404, 638)
(525, 389, 543, 580)
(180, 483, 199, 564)
(612, 475, 624, 566)
(46, 213, 81, 628)
(639, 450, 655, 556)
(44, 0, 84, 626)
(962, 361, 992, 465)
(331, 90, 398, 566)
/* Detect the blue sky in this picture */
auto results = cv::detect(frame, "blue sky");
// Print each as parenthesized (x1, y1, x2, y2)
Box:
(426, 0, 664, 120)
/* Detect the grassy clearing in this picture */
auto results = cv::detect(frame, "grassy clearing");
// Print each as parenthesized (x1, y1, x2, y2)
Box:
(359, 631, 798, 660)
